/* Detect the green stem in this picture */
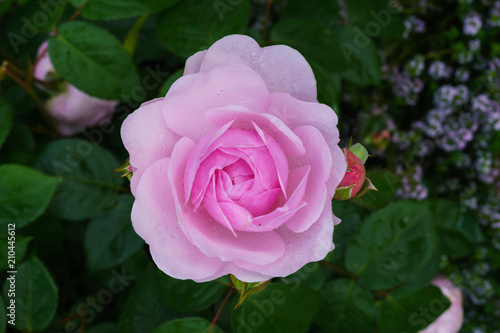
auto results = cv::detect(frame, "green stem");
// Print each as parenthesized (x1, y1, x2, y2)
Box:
(2, 61, 60, 136)
(123, 14, 149, 56)
(68, 0, 88, 22)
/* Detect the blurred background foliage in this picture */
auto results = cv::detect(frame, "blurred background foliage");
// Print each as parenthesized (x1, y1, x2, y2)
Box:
(1, 0, 499, 332)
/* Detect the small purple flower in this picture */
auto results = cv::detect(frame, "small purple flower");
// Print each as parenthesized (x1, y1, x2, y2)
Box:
(457, 50, 473, 64)
(396, 165, 428, 200)
(434, 85, 469, 108)
(405, 55, 425, 76)
(463, 11, 483, 36)
(403, 15, 426, 38)
(472, 94, 492, 113)
(469, 39, 481, 52)
(455, 68, 470, 82)
(389, 69, 424, 106)
(428, 61, 453, 80)
(488, 1, 500, 27)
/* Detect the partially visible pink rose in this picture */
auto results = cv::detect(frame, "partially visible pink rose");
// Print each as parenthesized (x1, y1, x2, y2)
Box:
(121, 35, 347, 282)
(334, 148, 366, 200)
(34, 42, 118, 136)
(421, 276, 464, 333)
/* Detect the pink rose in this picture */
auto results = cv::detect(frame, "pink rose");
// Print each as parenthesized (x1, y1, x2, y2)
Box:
(121, 35, 347, 282)
(34, 42, 118, 136)
(420, 276, 464, 333)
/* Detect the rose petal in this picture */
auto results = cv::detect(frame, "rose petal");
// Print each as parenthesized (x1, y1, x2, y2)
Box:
(132, 157, 225, 281)
(45, 85, 117, 136)
(169, 137, 286, 266)
(250, 165, 310, 232)
(268, 93, 340, 146)
(191, 150, 239, 210)
(184, 50, 207, 75)
(206, 106, 305, 156)
(326, 144, 348, 197)
(198, 35, 317, 102)
(234, 200, 336, 277)
(163, 63, 270, 141)
(202, 173, 238, 236)
(252, 121, 288, 197)
(421, 276, 464, 333)
(184, 120, 234, 204)
(121, 98, 178, 170)
(236, 188, 281, 217)
(201, 262, 273, 283)
(34, 41, 54, 84)
(286, 126, 332, 232)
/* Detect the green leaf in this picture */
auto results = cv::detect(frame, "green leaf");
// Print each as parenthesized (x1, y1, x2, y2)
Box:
(87, 323, 118, 333)
(157, 0, 251, 58)
(85, 195, 144, 271)
(312, 62, 341, 111)
(70, 0, 182, 20)
(327, 200, 363, 266)
(0, 123, 36, 166)
(349, 143, 369, 163)
(271, 18, 348, 74)
(21, 214, 64, 261)
(278, 0, 340, 30)
(158, 69, 183, 97)
(33, 139, 122, 221)
(2, 256, 58, 332)
(345, 201, 435, 290)
(0, 97, 14, 149)
(271, 19, 381, 86)
(0, 234, 31, 271)
(0, 0, 14, 18)
(5, 0, 66, 33)
(378, 285, 451, 333)
(346, 0, 405, 40)
(316, 279, 376, 332)
(333, 26, 381, 86)
(0, 295, 5, 333)
(232, 282, 321, 333)
(48, 21, 140, 100)
(0, 164, 59, 229)
(431, 200, 483, 258)
(154, 318, 223, 333)
(159, 272, 227, 313)
(407, 245, 440, 287)
(119, 265, 177, 333)
(281, 262, 327, 291)
(355, 169, 400, 210)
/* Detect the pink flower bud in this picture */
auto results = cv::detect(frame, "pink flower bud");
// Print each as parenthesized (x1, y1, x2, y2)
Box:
(34, 41, 118, 136)
(334, 148, 366, 200)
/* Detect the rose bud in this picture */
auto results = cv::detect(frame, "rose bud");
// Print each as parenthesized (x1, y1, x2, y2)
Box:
(334, 144, 377, 200)
(420, 276, 464, 333)
(34, 41, 118, 136)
